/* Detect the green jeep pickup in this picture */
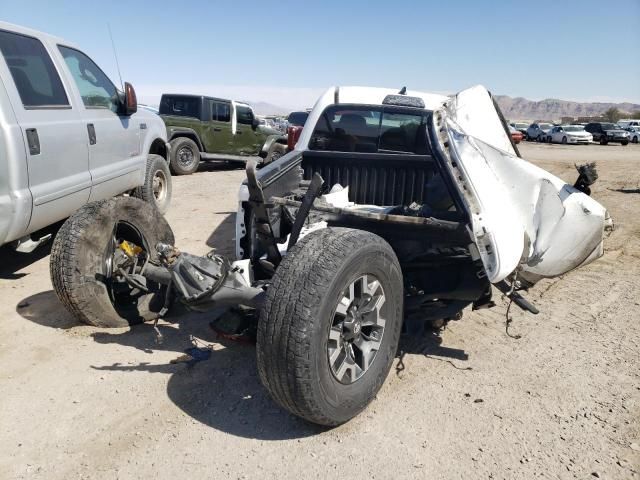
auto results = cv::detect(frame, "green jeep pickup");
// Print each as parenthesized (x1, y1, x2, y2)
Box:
(159, 94, 286, 175)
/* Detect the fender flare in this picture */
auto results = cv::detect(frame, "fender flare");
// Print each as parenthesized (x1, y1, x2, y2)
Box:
(167, 127, 204, 152)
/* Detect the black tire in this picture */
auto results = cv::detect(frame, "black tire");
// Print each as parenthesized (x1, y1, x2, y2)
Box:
(621, 140, 629, 146)
(562, 136, 567, 144)
(632, 135, 638, 144)
(169, 137, 200, 175)
(50, 197, 175, 328)
(133, 154, 172, 214)
(256, 228, 404, 426)
(600, 135, 608, 145)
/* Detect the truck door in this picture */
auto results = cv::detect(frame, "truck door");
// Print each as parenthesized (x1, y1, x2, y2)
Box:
(0, 29, 90, 234)
(203, 99, 234, 153)
(57, 45, 142, 202)
(234, 105, 261, 155)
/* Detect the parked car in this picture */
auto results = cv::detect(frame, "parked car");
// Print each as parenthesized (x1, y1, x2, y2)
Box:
(544, 125, 593, 144)
(50, 85, 610, 427)
(584, 122, 630, 145)
(0, 21, 171, 251)
(510, 122, 529, 137)
(159, 94, 286, 175)
(526, 122, 553, 141)
(617, 119, 640, 129)
(509, 125, 524, 144)
(286, 110, 310, 150)
(624, 126, 639, 143)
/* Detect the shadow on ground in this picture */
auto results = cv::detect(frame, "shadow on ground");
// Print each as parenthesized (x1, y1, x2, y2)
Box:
(206, 212, 236, 251)
(0, 243, 52, 280)
(196, 161, 245, 173)
(611, 188, 640, 194)
(16, 290, 469, 440)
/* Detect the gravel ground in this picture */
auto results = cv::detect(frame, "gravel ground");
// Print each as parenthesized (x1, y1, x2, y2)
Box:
(1, 142, 639, 479)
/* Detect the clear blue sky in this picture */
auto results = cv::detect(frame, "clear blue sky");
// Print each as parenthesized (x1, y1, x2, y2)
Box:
(2, 0, 639, 108)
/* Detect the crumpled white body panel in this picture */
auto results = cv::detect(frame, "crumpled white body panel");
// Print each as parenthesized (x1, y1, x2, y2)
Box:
(438, 85, 608, 284)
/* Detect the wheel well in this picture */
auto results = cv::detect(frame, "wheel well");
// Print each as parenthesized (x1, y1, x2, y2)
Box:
(170, 133, 203, 151)
(149, 138, 168, 159)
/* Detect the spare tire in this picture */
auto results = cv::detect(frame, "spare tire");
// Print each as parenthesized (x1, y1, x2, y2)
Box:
(50, 197, 174, 328)
(256, 227, 404, 426)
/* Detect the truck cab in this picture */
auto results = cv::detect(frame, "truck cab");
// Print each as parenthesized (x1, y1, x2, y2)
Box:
(159, 94, 284, 175)
(0, 21, 171, 251)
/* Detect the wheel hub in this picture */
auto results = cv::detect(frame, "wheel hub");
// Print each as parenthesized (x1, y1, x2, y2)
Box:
(327, 275, 386, 384)
(177, 146, 194, 167)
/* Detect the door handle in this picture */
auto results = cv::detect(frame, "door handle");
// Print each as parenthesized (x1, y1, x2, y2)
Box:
(213, 127, 222, 132)
(87, 124, 96, 145)
(25, 128, 40, 155)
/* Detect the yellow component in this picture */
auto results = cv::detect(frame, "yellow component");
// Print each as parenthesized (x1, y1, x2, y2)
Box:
(119, 240, 143, 257)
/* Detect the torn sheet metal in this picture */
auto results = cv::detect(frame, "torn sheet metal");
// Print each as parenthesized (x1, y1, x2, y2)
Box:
(434, 85, 609, 284)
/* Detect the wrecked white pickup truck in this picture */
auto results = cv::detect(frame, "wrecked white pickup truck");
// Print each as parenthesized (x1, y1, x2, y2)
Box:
(49, 85, 610, 426)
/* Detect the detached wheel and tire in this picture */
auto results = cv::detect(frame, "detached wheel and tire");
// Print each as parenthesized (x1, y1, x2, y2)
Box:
(170, 137, 200, 175)
(133, 154, 172, 214)
(256, 228, 404, 426)
(50, 197, 174, 328)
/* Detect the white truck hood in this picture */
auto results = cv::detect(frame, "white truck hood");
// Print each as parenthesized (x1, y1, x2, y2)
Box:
(432, 85, 609, 285)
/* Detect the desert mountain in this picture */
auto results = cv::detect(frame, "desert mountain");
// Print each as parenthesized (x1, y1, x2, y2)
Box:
(494, 95, 640, 122)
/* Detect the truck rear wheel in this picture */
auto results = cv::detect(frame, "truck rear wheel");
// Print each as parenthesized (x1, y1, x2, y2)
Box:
(170, 137, 200, 175)
(50, 197, 174, 328)
(133, 154, 172, 213)
(256, 228, 404, 426)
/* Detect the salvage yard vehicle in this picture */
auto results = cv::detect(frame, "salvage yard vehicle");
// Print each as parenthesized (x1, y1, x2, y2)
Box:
(159, 94, 286, 175)
(0, 22, 171, 251)
(585, 122, 630, 145)
(526, 122, 553, 142)
(624, 126, 639, 143)
(50, 85, 611, 427)
(545, 125, 593, 144)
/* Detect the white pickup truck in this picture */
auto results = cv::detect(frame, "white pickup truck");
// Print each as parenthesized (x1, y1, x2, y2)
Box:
(0, 21, 171, 251)
(49, 84, 611, 427)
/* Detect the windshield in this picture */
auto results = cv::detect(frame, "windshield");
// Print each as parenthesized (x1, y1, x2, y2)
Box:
(601, 123, 617, 130)
(563, 126, 584, 132)
(539, 123, 553, 129)
(514, 123, 528, 129)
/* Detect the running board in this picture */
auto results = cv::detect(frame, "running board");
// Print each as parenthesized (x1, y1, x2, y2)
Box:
(12, 233, 52, 253)
(200, 153, 262, 163)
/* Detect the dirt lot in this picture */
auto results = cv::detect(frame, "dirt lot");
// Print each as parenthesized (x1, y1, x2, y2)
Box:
(1, 143, 639, 479)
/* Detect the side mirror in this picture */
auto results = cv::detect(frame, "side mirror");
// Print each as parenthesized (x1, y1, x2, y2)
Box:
(123, 82, 137, 116)
(252, 118, 260, 129)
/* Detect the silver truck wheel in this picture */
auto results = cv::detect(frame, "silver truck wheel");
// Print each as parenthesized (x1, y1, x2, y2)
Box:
(257, 227, 404, 426)
(328, 275, 386, 384)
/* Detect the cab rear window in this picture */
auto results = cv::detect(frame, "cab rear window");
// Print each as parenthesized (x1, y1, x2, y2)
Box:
(309, 105, 430, 154)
